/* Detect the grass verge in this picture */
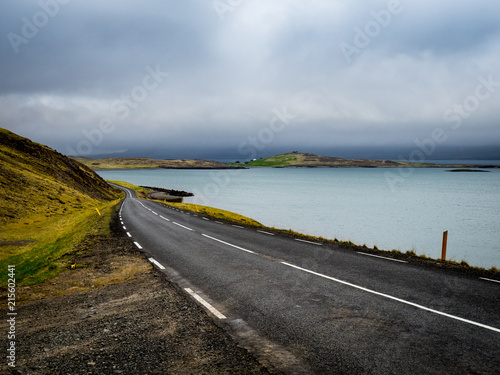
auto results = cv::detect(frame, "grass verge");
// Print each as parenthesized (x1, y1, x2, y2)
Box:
(165, 202, 263, 227)
(0, 199, 120, 286)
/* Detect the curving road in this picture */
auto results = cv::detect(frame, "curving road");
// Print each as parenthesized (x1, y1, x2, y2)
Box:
(114, 184, 500, 374)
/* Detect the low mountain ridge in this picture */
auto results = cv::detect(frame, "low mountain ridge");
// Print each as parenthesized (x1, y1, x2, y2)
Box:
(73, 156, 246, 170)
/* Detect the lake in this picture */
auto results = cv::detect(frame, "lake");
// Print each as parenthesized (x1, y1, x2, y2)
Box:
(98, 167, 500, 269)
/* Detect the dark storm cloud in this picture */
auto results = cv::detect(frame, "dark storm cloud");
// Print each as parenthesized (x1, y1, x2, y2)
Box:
(1, 0, 499, 160)
(0, 0, 216, 95)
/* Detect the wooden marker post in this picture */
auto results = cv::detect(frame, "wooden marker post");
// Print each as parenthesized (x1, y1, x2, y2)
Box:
(441, 230, 448, 261)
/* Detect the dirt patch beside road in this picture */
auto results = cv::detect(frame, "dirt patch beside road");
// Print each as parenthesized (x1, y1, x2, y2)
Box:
(0, 210, 271, 374)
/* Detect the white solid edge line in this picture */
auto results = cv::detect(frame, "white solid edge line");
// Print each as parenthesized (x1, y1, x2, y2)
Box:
(281, 261, 500, 334)
(480, 277, 500, 284)
(184, 288, 226, 319)
(173, 222, 194, 231)
(356, 251, 408, 263)
(202, 234, 256, 254)
(295, 238, 323, 246)
(134, 241, 143, 249)
(257, 230, 275, 236)
(126, 232, 132, 237)
(148, 257, 166, 270)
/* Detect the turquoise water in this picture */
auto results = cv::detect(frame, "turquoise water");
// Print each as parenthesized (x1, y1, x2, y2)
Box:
(98, 168, 500, 269)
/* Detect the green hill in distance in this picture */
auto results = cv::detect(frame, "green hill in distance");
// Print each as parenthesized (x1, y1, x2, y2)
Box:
(230, 152, 500, 168)
(231, 152, 414, 168)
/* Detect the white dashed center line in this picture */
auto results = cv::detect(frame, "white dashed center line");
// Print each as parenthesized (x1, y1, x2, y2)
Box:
(173, 222, 194, 231)
(202, 234, 255, 254)
(281, 261, 500, 334)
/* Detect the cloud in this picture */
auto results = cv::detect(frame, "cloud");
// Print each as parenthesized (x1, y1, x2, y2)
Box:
(1, 0, 499, 160)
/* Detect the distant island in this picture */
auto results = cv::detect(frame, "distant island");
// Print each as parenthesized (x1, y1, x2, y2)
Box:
(231, 152, 417, 168)
(73, 152, 499, 170)
(446, 169, 490, 172)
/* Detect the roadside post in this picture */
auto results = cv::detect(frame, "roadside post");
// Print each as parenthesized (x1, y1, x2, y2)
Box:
(441, 230, 448, 261)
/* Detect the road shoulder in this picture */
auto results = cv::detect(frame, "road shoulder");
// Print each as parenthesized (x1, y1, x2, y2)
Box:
(0, 208, 271, 374)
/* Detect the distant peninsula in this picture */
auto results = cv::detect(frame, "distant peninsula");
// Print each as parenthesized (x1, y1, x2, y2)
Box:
(73, 152, 499, 170)
(72, 157, 247, 170)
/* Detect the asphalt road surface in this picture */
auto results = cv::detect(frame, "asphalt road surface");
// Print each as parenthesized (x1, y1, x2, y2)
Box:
(114, 184, 500, 374)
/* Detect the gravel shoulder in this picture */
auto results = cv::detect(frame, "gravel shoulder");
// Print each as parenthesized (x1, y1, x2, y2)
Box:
(0, 209, 272, 374)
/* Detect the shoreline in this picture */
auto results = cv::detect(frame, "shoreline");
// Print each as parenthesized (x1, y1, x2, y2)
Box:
(134, 190, 500, 279)
(108, 181, 500, 278)
(174, 202, 499, 278)
(74, 153, 500, 171)
(89, 164, 500, 171)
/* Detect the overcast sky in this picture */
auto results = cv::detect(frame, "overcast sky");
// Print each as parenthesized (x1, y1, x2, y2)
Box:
(1, 0, 500, 160)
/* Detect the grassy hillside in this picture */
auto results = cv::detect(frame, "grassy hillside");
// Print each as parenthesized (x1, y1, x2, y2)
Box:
(0, 128, 118, 223)
(0, 128, 121, 285)
(238, 153, 301, 167)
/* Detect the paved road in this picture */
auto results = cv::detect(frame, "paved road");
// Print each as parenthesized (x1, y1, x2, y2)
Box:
(115, 184, 500, 374)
